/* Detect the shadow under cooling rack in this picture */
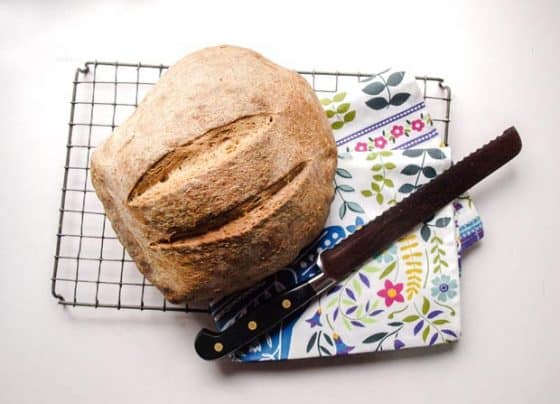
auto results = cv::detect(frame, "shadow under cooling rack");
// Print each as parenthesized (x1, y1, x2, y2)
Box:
(51, 61, 452, 313)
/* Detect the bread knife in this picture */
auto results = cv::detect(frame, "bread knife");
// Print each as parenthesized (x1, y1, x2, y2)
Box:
(194, 126, 522, 360)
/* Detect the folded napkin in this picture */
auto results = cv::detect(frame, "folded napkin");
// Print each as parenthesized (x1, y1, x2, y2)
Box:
(210, 69, 484, 361)
(327, 69, 440, 151)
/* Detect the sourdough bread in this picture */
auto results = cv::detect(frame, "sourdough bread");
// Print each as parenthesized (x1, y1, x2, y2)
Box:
(91, 45, 336, 302)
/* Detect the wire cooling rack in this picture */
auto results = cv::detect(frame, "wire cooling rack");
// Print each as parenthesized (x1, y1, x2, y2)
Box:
(51, 61, 452, 313)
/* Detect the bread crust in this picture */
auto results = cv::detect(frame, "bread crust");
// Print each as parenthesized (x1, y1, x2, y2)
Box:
(91, 45, 336, 302)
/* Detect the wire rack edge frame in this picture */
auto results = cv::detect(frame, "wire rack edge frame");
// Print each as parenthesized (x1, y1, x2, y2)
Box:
(51, 60, 452, 314)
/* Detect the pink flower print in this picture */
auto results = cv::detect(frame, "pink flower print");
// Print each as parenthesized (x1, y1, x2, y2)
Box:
(411, 119, 425, 132)
(373, 136, 387, 149)
(377, 279, 404, 307)
(390, 125, 404, 138)
(354, 142, 368, 152)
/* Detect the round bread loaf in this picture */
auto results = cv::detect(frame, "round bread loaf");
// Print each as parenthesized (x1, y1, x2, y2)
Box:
(91, 45, 337, 302)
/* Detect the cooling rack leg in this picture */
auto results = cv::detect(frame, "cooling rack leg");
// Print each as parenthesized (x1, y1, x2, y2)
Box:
(439, 80, 452, 146)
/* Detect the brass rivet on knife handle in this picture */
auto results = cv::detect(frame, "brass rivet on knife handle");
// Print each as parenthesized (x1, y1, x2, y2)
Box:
(320, 127, 522, 280)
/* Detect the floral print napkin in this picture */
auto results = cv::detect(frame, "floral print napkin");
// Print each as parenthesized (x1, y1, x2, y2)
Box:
(209, 69, 484, 361)
(320, 69, 483, 268)
(323, 69, 440, 152)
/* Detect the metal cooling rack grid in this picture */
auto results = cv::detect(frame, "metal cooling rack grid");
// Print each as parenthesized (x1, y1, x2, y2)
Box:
(51, 61, 452, 313)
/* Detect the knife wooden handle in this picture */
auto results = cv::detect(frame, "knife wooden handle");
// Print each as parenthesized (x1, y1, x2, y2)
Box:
(320, 127, 522, 280)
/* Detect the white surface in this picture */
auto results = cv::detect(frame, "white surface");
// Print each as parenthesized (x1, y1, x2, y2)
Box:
(1, 0, 558, 402)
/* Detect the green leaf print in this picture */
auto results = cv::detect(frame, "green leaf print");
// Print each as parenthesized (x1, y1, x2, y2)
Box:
(429, 234, 447, 274)
(337, 103, 350, 113)
(306, 332, 318, 353)
(333, 163, 363, 223)
(362, 152, 396, 205)
(324, 92, 355, 130)
(433, 319, 450, 325)
(422, 166, 437, 178)
(398, 183, 415, 193)
(389, 93, 411, 106)
(422, 297, 431, 315)
(427, 148, 446, 159)
(363, 332, 388, 344)
(336, 184, 355, 192)
(344, 111, 356, 122)
(401, 164, 421, 175)
(420, 224, 431, 242)
(339, 202, 347, 219)
(403, 149, 424, 158)
(379, 261, 397, 280)
(347, 201, 364, 213)
(336, 168, 352, 178)
(362, 70, 411, 111)
(365, 97, 389, 110)
(387, 71, 405, 86)
(435, 217, 451, 228)
(333, 92, 346, 102)
(362, 81, 385, 95)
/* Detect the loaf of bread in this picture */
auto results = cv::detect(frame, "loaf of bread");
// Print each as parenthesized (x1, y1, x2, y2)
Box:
(91, 45, 336, 303)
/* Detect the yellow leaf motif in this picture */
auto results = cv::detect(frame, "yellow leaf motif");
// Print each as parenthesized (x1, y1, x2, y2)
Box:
(398, 234, 424, 300)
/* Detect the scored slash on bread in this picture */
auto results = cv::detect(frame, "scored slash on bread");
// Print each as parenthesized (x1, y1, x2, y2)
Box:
(91, 45, 337, 303)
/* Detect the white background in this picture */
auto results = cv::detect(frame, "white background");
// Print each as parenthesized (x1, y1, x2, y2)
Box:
(1, 0, 559, 403)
